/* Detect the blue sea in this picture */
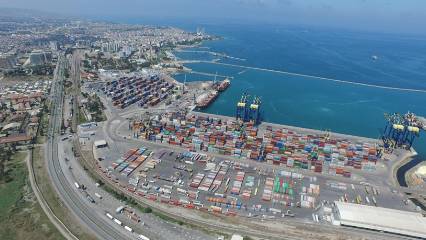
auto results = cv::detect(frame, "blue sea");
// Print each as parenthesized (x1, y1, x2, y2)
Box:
(172, 24, 426, 158)
(114, 17, 426, 172)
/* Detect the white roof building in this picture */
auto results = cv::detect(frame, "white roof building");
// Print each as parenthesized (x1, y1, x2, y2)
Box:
(334, 201, 426, 238)
(230, 234, 244, 240)
(94, 140, 108, 148)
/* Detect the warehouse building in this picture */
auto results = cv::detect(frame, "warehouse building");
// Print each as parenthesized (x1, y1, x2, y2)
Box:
(334, 201, 426, 239)
(94, 139, 108, 148)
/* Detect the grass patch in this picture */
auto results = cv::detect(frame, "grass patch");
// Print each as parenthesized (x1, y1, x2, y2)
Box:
(81, 93, 106, 122)
(152, 211, 184, 226)
(36, 109, 49, 144)
(0, 152, 28, 218)
(78, 108, 88, 124)
(0, 151, 65, 240)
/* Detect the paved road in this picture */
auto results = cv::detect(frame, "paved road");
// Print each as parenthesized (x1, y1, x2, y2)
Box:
(26, 150, 78, 240)
(46, 54, 133, 240)
(48, 52, 215, 240)
(61, 139, 215, 240)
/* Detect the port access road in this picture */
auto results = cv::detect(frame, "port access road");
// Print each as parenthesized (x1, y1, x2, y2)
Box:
(46, 54, 134, 240)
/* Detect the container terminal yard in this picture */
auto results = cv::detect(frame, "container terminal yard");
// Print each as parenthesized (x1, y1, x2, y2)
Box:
(74, 73, 426, 239)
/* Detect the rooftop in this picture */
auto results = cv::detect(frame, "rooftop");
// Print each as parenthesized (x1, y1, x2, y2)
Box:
(334, 201, 426, 239)
(0, 135, 32, 144)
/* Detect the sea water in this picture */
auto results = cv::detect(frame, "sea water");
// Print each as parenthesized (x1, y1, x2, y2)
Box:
(173, 24, 426, 161)
(113, 18, 426, 182)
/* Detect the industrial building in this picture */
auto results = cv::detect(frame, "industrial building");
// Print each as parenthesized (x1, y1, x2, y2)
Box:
(27, 50, 53, 66)
(94, 139, 108, 148)
(334, 201, 426, 239)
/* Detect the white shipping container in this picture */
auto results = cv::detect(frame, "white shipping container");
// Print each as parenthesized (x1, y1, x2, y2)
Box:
(113, 218, 122, 226)
(177, 188, 187, 195)
(269, 208, 282, 214)
(138, 234, 150, 240)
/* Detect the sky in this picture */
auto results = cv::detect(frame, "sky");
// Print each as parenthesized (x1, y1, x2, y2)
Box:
(1, 0, 426, 35)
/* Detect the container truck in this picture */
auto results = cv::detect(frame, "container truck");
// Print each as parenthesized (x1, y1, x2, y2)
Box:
(86, 195, 95, 203)
(138, 234, 150, 240)
(105, 212, 113, 220)
(124, 226, 133, 232)
(113, 218, 122, 226)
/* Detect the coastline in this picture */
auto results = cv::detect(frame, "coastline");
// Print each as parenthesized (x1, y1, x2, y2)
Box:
(195, 111, 424, 189)
(170, 31, 426, 190)
(405, 160, 426, 188)
(391, 150, 418, 187)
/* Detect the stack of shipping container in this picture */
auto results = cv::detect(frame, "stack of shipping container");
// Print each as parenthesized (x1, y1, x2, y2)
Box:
(103, 75, 174, 109)
(110, 147, 150, 176)
(131, 113, 379, 178)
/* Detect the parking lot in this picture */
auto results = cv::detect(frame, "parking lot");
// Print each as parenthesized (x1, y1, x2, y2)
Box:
(91, 136, 417, 223)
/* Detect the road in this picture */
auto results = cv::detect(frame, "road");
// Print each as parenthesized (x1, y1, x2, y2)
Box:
(26, 149, 78, 240)
(47, 52, 215, 240)
(46, 54, 133, 240)
(61, 138, 215, 240)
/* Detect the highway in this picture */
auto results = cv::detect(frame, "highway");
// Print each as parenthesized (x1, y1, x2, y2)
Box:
(48, 52, 213, 240)
(46, 54, 132, 240)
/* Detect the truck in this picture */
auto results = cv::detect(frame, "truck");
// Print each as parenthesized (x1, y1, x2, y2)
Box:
(74, 182, 80, 189)
(95, 193, 102, 199)
(138, 235, 150, 240)
(86, 195, 95, 203)
(113, 218, 122, 226)
(124, 226, 133, 232)
(105, 212, 113, 220)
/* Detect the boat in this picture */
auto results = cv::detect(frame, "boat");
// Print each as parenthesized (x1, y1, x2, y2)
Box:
(196, 91, 218, 109)
(216, 79, 230, 92)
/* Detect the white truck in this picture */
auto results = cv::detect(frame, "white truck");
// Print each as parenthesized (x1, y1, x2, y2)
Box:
(113, 218, 122, 226)
(105, 212, 113, 220)
(138, 235, 150, 240)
